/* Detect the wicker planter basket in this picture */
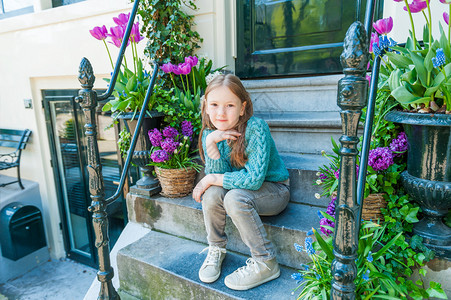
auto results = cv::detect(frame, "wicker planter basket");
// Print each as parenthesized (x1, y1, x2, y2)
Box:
(331, 192, 387, 222)
(155, 166, 197, 198)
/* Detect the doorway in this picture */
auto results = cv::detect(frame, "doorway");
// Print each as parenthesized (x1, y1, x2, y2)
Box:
(42, 89, 128, 267)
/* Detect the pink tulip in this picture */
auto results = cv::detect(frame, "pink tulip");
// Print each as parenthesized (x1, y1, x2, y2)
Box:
(178, 62, 192, 75)
(113, 13, 130, 26)
(107, 25, 129, 48)
(373, 17, 393, 35)
(369, 32, 379, 53)
(130, 22, 144, 44)
(393, 0, 403, 2)
(445, 12, 450, 25)
(440, 0, 451, 4)
(184, 56, 198, 67)
(161, 63, 173, 74)
(89, 25, 108, 40)
(171, 64, 181, 75)
(404, 0, 427, 13)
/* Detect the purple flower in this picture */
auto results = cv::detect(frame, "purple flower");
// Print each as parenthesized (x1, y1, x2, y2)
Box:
(151, 150, 169, 163)
(161, 63, 174, 74)
(162, 126, 178, 139)
(369, 32, 379, 53)
(318, 173, 328, 180)
(444, 12, 450, 25)
(368, 147, 394, 172)
(319, 196, 336, 236)
(148, 128, 163, 147)
(130, 22, 144, 44)
(89, 25, 108, 40)
(184, 56, 198, 67)
(440, 0, 451, 4)
(161, 138, 179, 154)
(113, 13, 130, 26)
(181, 120, 193, 137)
(389, 132, 408, 157)
(171, 64, 181, 75)
(108, 25, 129, 48)
(404, 0, 427, 13)
(373, 17, 393, 35)
(178, 62, 192, 75)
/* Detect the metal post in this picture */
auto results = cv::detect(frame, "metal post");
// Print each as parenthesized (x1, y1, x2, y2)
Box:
(76, 58, 120, 300)
(331, 21, 369, 300)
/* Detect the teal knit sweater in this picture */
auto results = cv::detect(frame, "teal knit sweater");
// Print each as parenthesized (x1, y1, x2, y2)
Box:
(202, 116, 289, 190)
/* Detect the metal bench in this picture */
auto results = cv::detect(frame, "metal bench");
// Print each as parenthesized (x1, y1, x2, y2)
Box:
(0, 129, 32, 189)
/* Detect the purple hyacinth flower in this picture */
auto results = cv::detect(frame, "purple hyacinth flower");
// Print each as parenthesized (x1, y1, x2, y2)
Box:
(404, 0, 427, 13)
(113, 13, 130, 26)
(161, 138, 179, 154)
(368, 147, 394, 172)
(181, 120, 193, 137)
(148, 128, 163, 147)
(151, 150, 169, 163)
(318, 173, 328, 180)
(389, 132, 408, 157)
(373, 17, 393, 35)
(89, 25, 108, 41)
(162, 126, 179, 139)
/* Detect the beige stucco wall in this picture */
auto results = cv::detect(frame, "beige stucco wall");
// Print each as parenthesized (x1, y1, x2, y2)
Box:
(0, 0, 233, 259)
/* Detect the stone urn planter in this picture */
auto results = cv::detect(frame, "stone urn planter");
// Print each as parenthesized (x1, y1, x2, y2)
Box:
(117, 111, 165, 190)
(385, 111, 451, 257)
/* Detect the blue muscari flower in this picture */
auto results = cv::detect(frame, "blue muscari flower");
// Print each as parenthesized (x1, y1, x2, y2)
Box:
(389, 38, 397, 47)
(366, 251, 373, 262)
(305, 237, 315, 255)
(379, 35, 389, 49)
(317, 210, 323, 219)
(307, 229, 313, 236)
(144, 70, 150, 77)
(294, 243, 303, 252)
(373, 43, 382, 57)
(433, 48, 446, 68)
(291, 272, 304, 282)
(316, 273, 321, 280)
(301, 263, 310, 271)
(362, 269, 370, 281)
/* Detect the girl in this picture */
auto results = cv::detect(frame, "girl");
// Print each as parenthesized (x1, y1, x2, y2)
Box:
(193, 74, 290, 290)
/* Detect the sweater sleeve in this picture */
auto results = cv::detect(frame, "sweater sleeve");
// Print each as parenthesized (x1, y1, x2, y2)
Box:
(222, 120, 271, 190)
(202, 129, 232, 174)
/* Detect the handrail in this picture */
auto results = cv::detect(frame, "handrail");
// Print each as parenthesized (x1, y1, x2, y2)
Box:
(105, 61, 159, 206)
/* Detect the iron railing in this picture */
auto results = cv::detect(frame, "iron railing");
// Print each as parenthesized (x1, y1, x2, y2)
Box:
(76, 0, 161, 298)
(75, 0, 383, 298)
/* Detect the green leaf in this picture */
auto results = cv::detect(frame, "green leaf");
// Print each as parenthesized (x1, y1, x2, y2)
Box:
(385, 52, 412, 68)
(407, 49, 428, 87)
(424, 41, 440, 72)
(391, 86, 430, 105)
(373, 232, 403, 260)
(427, 282, 447, 299)
(313, 228, 334, 260)
(405, 207, 419, 223)
(388, 69, 402, 91)
(125, 75, 137, 92)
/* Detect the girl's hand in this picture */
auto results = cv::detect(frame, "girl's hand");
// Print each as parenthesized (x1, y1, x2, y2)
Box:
(206, 130, 241, 159)
(207, 130, 241, 144)
(193, 174, 224, 202)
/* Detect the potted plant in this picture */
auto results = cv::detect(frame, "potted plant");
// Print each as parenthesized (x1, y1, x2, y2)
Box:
(370, 1, 451, 255)
(147, 121, 202, 197)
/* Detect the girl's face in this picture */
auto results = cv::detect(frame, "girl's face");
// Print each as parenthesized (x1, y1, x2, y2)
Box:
(206, 85, 246, 131)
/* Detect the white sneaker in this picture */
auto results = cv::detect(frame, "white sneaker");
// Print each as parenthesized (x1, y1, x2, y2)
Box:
(198, 246, 227, 283)
(224, 257, 280, 290)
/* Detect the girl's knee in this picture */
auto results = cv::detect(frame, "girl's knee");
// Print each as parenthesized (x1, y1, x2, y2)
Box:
(202, 186, 225, 208)
(223, 189, 252, 216)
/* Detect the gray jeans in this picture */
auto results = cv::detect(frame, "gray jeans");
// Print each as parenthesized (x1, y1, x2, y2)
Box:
(201, 181, 290, 262)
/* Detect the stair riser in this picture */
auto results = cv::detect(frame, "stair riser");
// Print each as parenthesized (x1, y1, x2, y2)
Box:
(118, 253, 238, 300)
(243, 76, 341, 113)
(127, 194, 313, 269)
(288, 168, 330, 207)
(271, 128, 342, 155)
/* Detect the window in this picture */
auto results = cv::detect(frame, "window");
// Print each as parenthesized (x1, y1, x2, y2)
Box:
(52, 0, 85, 8)
(0, 0, 34, 19)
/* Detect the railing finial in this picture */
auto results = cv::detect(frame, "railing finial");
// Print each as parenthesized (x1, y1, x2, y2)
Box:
(78, 57, 96, 89)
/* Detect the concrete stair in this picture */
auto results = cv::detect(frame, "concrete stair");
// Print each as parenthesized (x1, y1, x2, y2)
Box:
(114, 75, 342, 299)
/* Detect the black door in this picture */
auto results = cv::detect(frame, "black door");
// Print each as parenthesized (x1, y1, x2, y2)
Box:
(236, 0, 383, 78)
(42, 90, 128, 267)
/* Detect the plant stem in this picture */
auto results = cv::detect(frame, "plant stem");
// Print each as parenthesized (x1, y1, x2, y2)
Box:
(170, 73, 177, 90)
(103, 40, 114, 69)
(404, 0, 417, 49)
(426, 0, 432, 86)
(448, 5, 450, 42)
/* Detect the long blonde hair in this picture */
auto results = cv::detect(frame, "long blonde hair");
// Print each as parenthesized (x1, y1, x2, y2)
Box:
(198, 74, 254, 168)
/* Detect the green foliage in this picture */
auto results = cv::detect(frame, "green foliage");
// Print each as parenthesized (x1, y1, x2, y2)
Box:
(137, 0, 202, 64)
(117, 129, 131, 159)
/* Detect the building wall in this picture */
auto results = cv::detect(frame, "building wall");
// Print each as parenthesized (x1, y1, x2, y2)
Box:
(0, 0, 231, 259)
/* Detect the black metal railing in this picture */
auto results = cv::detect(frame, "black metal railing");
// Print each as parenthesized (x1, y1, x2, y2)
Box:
(331, 0, 381, 298)
(76, 0, 161, 298)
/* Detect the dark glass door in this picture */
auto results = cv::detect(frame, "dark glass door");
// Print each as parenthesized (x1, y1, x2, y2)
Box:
(236, 0, 383, 78)
(43, 90, 127, 267)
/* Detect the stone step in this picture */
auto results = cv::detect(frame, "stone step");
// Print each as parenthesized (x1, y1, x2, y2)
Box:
(256, 111, 342, 155)
(127, 189, 327, 269)
(117, 230, 299, 300)
(243, 75, 342, 113)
